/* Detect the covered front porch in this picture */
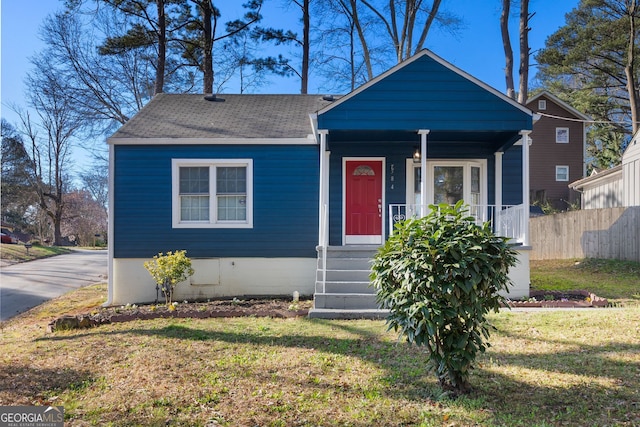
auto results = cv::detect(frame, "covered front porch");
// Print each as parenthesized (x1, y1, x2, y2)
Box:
(309, 129, 533, 318)
(308, 50, 534, 318)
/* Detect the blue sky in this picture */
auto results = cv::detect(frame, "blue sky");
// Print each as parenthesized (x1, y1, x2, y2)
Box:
(1, 0, 579, 128)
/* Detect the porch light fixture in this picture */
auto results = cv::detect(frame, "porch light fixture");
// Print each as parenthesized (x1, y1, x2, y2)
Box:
(413, 146, 421, 163)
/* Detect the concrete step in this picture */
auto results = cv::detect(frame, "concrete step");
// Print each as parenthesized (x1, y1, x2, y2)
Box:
(318, 245, 378, 259)
(317, 257, 372, 270)
(313, 293, 379, 310)
(315, 280, 374, 294)
(316, 269, 371, 282)
(308, 308, 389, 320)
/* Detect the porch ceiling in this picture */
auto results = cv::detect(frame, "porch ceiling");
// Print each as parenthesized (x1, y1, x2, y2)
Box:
(326, 130, 522, 152)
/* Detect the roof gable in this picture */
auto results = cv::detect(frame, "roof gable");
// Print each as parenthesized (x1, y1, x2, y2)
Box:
(527, 91, 592, 121)
(316, 50, 533, 132)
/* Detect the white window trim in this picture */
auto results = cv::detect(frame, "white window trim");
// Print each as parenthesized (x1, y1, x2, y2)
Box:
(538, 100, 547, 110)
(556, 127, 569, 143)
(172, 158, 253, 229)
(555, 165, 569, 182)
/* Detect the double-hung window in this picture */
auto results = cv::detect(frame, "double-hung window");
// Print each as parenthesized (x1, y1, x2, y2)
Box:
(555, 165, 569, 182)
(172, 159, 253, 228)
(556, 127, 569, 143)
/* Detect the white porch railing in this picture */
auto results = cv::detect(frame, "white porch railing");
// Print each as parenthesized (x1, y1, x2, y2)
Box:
(388, 204, 527, 244)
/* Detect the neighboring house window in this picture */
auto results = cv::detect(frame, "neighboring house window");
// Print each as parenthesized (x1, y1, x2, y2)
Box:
(538, 100, 546, 110)
(556, 165, 569, 182)
(172, 159, 253, 228)
(556, 127, 569, 143)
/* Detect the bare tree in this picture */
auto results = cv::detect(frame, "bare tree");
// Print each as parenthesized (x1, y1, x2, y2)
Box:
(17, 56, 83, 246)
(360, 0, 456, 63)
(79, 163, 109, 218)
(500, 0, 515, 99)
(314, 0, 392, 91)
(499, 0, 532, 104)
(41, 11, 155, 142)
(517, 0, 531, 104)
(62, 189, 108, 246)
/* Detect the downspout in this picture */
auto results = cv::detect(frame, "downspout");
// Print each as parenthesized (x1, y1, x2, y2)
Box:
(520, 130, 532, 246)
(104, 141, 115, 307)
(418, 130, 430, 215)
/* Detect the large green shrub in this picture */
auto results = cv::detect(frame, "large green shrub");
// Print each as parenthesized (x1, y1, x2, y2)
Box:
(144, 250, 195, 305)
(371, 202, 519, 394)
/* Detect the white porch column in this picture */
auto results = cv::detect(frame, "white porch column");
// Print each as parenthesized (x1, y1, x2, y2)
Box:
(318, 130, 329, 246)
(520, 130, 532, 246)
(418, 129, 430, 215)
(494, 151, 503, 212)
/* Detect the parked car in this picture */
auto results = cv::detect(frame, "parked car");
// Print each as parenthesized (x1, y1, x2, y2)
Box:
(0, 232, 18, 244)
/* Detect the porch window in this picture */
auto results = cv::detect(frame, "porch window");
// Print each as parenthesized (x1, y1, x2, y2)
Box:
(172, 159, 253, 228)
(407, 160, 486, 210)
(433, 166, 464, 204)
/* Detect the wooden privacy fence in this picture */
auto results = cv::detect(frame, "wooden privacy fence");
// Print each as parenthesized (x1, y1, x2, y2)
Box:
(530, 207, 640, 262)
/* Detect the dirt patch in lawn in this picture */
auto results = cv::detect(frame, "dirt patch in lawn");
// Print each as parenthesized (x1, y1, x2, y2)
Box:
(507, 289, 608, 308)
(47, 298, 312, 332)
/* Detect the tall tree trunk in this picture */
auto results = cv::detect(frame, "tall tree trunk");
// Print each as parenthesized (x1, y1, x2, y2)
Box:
(202, 1, 214, 94)
(301, 0, 310, 94)
(517, 0, 530, 104)
(414, 0, 442, 55)
(154, 0, 166, 95)
(501, 0, 515, 99)
(626, 1, 640, 134)
(350, 0, 373, 80)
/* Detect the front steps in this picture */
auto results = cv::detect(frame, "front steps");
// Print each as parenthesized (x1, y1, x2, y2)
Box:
(308, 246, 389, 319)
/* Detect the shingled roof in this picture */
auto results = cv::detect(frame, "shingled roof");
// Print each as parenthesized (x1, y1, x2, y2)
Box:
(109, 93, 336, 140)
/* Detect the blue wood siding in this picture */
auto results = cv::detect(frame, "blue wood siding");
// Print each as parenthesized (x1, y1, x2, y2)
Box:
(114, 144, 319, 258)
(318, 55, 532, 132)
(502, 145, 523, 205)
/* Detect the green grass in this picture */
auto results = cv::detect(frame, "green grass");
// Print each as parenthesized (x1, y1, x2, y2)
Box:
(531, 258, 640, 304)
(1, 259, 638, 426)
(0, 243, 72, 262)
(1, 281, 639, 426)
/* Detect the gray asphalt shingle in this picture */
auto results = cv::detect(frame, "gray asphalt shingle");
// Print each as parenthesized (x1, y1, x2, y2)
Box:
(110, 93, 335, 140)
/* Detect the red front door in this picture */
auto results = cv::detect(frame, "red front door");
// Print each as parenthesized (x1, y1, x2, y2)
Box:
(345, 160, 383, 243)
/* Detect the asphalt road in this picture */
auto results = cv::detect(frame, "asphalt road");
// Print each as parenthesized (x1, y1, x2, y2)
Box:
(0, 248, 108, 321)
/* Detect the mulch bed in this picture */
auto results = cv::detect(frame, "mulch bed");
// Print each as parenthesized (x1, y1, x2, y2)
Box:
(46, 290, 610, 332)
(47, 298, 311, 333)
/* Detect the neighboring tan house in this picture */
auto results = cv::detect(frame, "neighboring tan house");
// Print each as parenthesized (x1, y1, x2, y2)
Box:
(569, 134, 640, 209)
(107, 50, 534, 318)
(526, 91, 591, 210)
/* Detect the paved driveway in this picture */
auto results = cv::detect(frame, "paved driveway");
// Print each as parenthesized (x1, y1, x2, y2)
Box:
(0, 248, 108, 321)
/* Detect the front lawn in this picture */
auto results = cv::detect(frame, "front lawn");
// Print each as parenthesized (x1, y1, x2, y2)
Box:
(1, 283, 638, 426)
(531, 258, 640, 304)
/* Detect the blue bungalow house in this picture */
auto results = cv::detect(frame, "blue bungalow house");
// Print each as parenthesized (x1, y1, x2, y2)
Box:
(107, 50, 533, 317)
